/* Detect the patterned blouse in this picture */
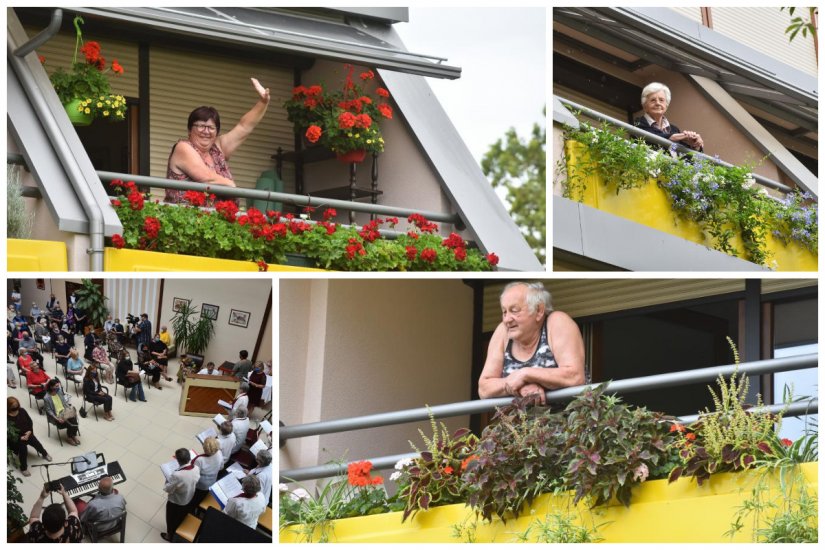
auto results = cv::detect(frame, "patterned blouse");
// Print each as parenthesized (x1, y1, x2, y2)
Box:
(165, 139, 234, 204)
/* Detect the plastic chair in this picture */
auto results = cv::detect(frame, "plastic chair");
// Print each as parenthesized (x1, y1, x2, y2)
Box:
(175, 514, 202, 542)
(85, 510, 127, 543)
(47, 414, 80, 447)
(62, 365, 83, 397)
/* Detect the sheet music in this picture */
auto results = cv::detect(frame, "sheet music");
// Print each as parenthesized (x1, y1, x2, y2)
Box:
(160, 449, 197, 480)
(249, 439, 267, 455)
(226, 462, 246, 479)
(212, 413, 227, 427)
(196, 427, 218, 444)
(71, 452, 97, 473)
(217, 399, 232, 410)
(209, 474, 243, 508)
(258, 420, 273, 434)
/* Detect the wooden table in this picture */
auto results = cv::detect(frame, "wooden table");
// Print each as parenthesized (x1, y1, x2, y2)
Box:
(179, 373, 239, 417)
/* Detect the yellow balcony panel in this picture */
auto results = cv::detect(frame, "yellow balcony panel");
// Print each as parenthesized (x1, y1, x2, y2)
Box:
(103, 247, 326, 272)
(564, 141, 817, 271)
(7, 238, 69, 271)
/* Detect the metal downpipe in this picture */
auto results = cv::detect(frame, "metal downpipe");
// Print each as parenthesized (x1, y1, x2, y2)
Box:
(13, 8, 62, 57)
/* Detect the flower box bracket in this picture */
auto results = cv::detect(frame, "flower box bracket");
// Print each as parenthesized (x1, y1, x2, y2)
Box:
(272, 148, 382, 224)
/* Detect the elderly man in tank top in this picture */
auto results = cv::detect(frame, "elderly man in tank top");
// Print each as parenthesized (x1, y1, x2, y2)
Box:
(478, 282, 585, 405)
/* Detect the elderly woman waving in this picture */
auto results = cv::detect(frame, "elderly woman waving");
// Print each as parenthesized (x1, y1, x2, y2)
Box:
(165, 78, 271, 203)
(478, 282, 585, 406)
(635, 82, 703, 152)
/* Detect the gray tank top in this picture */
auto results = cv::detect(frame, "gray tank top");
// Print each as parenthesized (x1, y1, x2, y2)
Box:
(503, 316, 557, 376)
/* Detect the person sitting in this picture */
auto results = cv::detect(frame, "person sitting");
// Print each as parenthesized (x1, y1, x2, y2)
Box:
(161, 448, 200, 542)
(116, 350, 146, 402)
(83, 330, 95, 362)
(19, 331, 37, 354)
(190, 437, 224, 506)
(230, 407, 250, 455)
(8, 396, 52, 477)
(634, 82, 704, 152)
(164, 79, 270, 204)
(27, 361, 51, 400)
(92, 340, 115, 384)
(245, 449, 272, 505)
(44, 379, 81, 446)
(143, 358, 166, 390)
(197, 361, 218, 376)
(65, 348, 85, 382)
(83, 364, 114, 421)
(74, 476, 126, 533)
(478, 282, 586, 406)
(231, 349, 253, 380)
(149, 335, 173, 382)
(33, 320, 51, 352)
(17, 348, 34, 375)
(217, 421, 237, 468)
(54, 335, 72, 372)
(107, 328, 124, 359)
(103, 315, 114, 333)
(49, 301, 64, 326)
(224, 475, 267, 530)
(27, 484, 83, 542)
(159, 325, 172, 347)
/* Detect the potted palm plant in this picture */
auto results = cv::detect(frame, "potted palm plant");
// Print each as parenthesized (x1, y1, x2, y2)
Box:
(170, 302, 215, 355)
(73, 279, 110, 334)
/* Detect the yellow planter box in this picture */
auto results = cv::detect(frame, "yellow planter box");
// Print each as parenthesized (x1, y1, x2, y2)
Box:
(103, 247, 326, 272)
(564, 141, 817, 271)
(280, 463, 817, 543)
(7, 239, 69, 271)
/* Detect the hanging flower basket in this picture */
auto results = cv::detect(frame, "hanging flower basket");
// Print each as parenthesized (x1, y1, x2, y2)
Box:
(63, 98, 93, 126)
(336, 149, 367, 164)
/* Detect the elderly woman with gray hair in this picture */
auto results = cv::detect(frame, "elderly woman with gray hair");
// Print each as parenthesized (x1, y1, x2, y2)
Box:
(224, 475, 267, 529)
(478, 282, 585, 406)
(634, 82, 704, 151)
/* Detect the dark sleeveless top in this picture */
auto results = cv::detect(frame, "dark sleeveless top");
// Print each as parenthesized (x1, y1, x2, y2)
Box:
(502, 316, 558, 377)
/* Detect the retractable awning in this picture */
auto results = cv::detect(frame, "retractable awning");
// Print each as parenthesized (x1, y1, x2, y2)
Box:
(72, 7, 462, 80)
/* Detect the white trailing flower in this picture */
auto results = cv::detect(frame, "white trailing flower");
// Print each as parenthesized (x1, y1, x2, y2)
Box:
(289, 488, 311, 502)
(279, 483, 290, 494)
(394, 457, 415, 470)
(389, 471, 402, 482)
(632, 463, 649, 483)
(742, 174, 757, 189)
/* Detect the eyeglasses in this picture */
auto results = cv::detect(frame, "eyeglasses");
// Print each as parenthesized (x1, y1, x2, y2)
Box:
(193, 123, 217, 133)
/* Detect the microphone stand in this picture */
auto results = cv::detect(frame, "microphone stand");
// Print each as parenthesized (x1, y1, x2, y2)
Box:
(29, 459, 76, 504)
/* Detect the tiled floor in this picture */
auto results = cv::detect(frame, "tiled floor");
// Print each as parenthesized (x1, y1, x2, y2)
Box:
(8, 336, 271, 543)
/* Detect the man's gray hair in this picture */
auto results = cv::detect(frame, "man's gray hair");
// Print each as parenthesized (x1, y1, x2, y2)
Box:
(241, 475, 261, 495)
(641, 82, 671, 108)
(501, 282, 553, 315)
(256, 449, 272, 466)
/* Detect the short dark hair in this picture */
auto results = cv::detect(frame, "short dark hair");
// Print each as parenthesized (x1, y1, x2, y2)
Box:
(188, 106, 221, 133)
(47, 379, 60, 392)
(175, 448, 191, 465)
(42, 503, 66, 533)
(239, 350, 249, 359)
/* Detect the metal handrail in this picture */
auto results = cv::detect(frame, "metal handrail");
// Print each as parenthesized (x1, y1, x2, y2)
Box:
(280, 354, 816, 441)
(555, 95, 796, 195)
(280, 399, 818, 482)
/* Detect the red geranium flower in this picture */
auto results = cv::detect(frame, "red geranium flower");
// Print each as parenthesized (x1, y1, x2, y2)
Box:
(405, 246, 418, 261)
(338, 111, 356, 129)
(376, 87, 390, 98)
(303, 98, 318, 109)
(182, 190, 207, 207)
(442, 233, 465, 250)
(360, 70, 375, 81)
(305, 125, 322, 143)
(80, 41, 101, 64)
(420, 248, 437, 263)
(111, 59, 124, 75)
(110, 199, 121, 207)
(443, 466, 454, 475)
(38, 55, 46, 64)
(454, 247, 467, 261)
(486, 253, 500, 266)
(355, 113, 372, 129)
(214, 200, 239, 222)
(143, 216, 161, 239)
(781, 438, 793, 447)
(256, 260, 268, 272)
(111, 234, 125, 249)
(127, 190, 144, 211)
(378, 104, 393, 119)
(685, 432, 696, 441)
(292, 85, 308, 97)
(307, 85, 323, 96)
(322, 208, 337, 221)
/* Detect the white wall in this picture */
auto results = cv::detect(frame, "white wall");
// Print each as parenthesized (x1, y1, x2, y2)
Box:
(279, 279, 475, 480)
(16, 278, 81, 315)
(160, 279, 272, 364)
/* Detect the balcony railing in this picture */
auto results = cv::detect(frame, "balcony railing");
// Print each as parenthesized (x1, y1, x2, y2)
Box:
(280, 353, 818, 482)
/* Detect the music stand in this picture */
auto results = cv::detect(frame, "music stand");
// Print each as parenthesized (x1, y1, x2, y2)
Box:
(71, 452, 106, 474)
(218, 361, 235, 376)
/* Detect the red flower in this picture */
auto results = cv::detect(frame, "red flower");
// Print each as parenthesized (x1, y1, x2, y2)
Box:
(360, 70, 375, 81)
(305, 125, 322, 143)
(376, 87, 390, 98)
(111, 234, 125, 249)
(460, 455, 479, 471)
(345, 238, 366, 260)
(38, 55, 46, 64)
(486, 253, 500, 266)
(256, 260, 268, 272)
(378, 104, 393, 119)
(322, 208, 337, 221)
(267, 210, 280, 220)
(110, 199, 121, 207)
(214, 200, 239, 222)
(303, 98, 318, 109)
(405, 246, 418, 261)
(111, 179, 124, 188)
(453, 247, 467, 261)
(781, 438, 793, 447)
(408, 213, 438, 233)
(111, 59, 124, 75)
(685, 432, 696, 441)
(272, 223, 287, 238)
(355, 113, 372, 129)
(443, 466, 454, 475)
(80, 41, 101, 64)
(358, 220, 381, 242)
(386, 217, 399, 227)
(442, 233, 465, 250)
(338, 111, 357, 129)
(670, 424, 686, 433)
(302, 206, 316, 215)
(182, 190, 207, 207)
(307, 85, 323, 97)
(347, 460, 381, 486)
(359, 96, 373, 105)
(420, 248, 437, 263)
(292, 85, 308, 97)
(127, 190, 144, 211)
(143, 216, 161, 239)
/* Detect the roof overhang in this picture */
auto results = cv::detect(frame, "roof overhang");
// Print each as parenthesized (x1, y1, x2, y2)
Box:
(71, 7, 461, 79)
(554, 7, 817, 131)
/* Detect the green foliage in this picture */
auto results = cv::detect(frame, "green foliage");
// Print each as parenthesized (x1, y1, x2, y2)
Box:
(111, 186, 498, 272)
(7, 424, 28, 533)
(562, 122, 818, 267)
(449, 512, 480, 543)
(7, 164, 34, 239)
(169, 301, 214, 355)
(781, 7, 818, 42)
(73, 279, 109, 328)
(514, 506, 605, 543)
(398, 412, 478, 522)
(482, 111, 546, 264)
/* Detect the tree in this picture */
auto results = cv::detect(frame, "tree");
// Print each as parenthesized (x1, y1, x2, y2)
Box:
(482, 111, 546, 265)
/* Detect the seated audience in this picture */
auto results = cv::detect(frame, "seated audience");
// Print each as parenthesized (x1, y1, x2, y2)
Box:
(162, 448, 200, 542)
(8, 396, 52, 477)
(17, 348, 34, 374)
(75, 476, 126, 532)
(150, 335, 171, 381)
(27, 485, 83, 543)
(230, 407, 250, 455)
(26, 361, 51, 400)
(54, 335, 72, 371)
(224, 475, 267, 530)
(44, 379, 81, 446)
(92, 340, 115, 384)
(143, 358, 166, 390)
(159, 325, 172, 347)
(65, 348, 85, 381)
(83, 364, 114, 421)
(19, 331, 37, 354)
(116, 350, 146, 402)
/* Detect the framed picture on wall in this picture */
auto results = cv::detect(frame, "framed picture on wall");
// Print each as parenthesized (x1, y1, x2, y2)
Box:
(201, 303, 219, 321)
(173, 297, 190, 313)
(36, 279, 46, 290)
(228, 309, 250, 328)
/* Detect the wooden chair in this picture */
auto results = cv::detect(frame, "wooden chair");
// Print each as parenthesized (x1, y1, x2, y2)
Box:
(84, 510, 127, 543)
(175, 514, 202, 542)
(83, 385, 109, 421)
